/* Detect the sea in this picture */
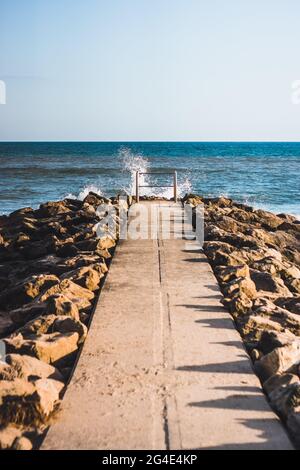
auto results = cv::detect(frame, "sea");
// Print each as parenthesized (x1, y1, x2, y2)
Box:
(0, 142, 299, 218)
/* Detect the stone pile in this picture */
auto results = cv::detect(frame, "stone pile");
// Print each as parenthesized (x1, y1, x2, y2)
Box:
(0, 192, 126, 449)
(184, 194, 300, 447)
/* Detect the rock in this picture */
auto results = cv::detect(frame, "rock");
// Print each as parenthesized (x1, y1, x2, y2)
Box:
(286, 278, 300, 294)
(222, 276, 257, 300)
(215, 264, 250, 283)
(40, 279, 94, 311)
(4, 332, 79, 365)
(254, 342, 300, 382)
(52, 317, 87, 344)
(83, 192, 111, 208)
(11, 436, 33, 450)
(252, 305, 300, 336)
(13, 314, 57, 337)
(45, 294, 80, 319)
(275, 297, 300, 315)
(0, 425, 22, 449)
(250, 270, 292, 296)
(263, 373, 299, 396)
(0, 312, 14, 337)
(287, 407, 300, 447)
(254, 209, 283, 230)
(9, 302, 46, 327)
(269, 382, 300, 419)
(37, 200, 72, 218)
(0, 274, 59, 310)
(222, 292, 253, 316)
(56, 242, 78, 258)
(61, 265, 103, 291)
(239, 315, 284, 342)
(0, 378, 61, 425)
(250, 257, 283, 276)
(5, 354, 63, 381)
(257, 330, 296, 355)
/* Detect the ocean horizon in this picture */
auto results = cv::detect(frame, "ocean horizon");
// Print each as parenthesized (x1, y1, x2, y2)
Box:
(1, 141, 299, 218)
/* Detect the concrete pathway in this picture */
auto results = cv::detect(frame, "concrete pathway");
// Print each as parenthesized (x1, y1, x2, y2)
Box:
(42, 202, 293, 450)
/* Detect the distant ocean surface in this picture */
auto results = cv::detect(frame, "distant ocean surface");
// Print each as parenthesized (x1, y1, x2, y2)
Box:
(0, 142, 299, 218)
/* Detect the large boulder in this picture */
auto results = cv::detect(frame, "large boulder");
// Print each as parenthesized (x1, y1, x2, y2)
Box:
(215, 264, 250, 283)
(254, 341, 300, 382)
(45, 294, 80, 319)
(4, 354, 63, 382)
(275, 297, 300, 315)
(0, 275, 59, 310)
(61, 265, 103, 291)
(0, 378, 63, 425)
(250, 270, 292, 297)
(222, 276, 257, 300)
(4, 332, 79, 365)
(0, 425, 23, 450)
(40, 279, 94, 311)
(9, 302, 46, 327)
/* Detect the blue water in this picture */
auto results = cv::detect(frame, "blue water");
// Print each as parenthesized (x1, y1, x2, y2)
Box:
(0, 142, 299, 218)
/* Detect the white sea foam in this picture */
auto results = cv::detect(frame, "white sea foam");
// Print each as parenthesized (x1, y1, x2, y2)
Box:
(119, 147, 193, 198)
(65, 184, 103, 201)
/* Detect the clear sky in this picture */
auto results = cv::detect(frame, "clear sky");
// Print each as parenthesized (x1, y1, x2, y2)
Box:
(0, 0, 300, 141)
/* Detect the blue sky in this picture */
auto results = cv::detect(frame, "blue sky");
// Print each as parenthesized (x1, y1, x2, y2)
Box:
(0, 0, 300, 141)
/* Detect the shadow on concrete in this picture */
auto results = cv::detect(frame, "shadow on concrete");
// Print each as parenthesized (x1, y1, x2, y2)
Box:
(177, 359, 252, 374)
(191, 418, 293, 450)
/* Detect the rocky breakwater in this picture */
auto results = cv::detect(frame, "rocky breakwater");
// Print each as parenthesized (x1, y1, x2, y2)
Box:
(0, 192, 126, 450)
(184, 194, 300, 448)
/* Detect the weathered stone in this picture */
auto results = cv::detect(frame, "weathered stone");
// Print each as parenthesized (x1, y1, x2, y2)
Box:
(52, 317, 87, 344)
(0, 378, 62, 425)
(216, 264, 250, 283)
(269, 383, 300, 419)
(40, 279, 94, 311)
(61, 265, 103, 291)
(13, 314, 57, 337)
(6, 354, 63, 381)
(254, 342, 300, 382)
(0, 425, 22, 449)
(222, 276, 257, 300)
(251, 305, 300, 336)
(0, 274, 59, 310)
(263, 373, 299, 396)
(222, 292, 253, 316)
(11, 436, 33, 450)
(4, 332, 79, 365)
(37, 200, 72, 218)
(250, 257, 283, 276)
(275, 297, 300, 315)
(250, 270, 292, 296)
(239, 315, 284, 342)
(287, 407, 300, 447)
(9, 302, 46, 327)
(258, 330, 296, 355)
(45, 294, 80, 319)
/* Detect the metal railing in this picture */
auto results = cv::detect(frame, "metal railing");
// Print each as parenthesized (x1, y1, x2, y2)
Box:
(135, 171, 178, 203)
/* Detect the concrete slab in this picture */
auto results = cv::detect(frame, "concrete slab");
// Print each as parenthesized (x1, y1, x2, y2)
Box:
(42, 202, 294, 450)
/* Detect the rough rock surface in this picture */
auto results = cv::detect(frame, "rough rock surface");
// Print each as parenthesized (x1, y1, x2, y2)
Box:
(0, 193, 125, 449)
(184, 194, 300, 448)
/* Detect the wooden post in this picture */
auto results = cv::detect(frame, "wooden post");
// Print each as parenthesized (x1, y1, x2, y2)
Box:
(136, 171, 140, 203)
(174, 171, 177, 203)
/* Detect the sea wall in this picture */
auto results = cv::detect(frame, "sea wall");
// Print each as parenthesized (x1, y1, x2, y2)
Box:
(184, 194, 300, 447)
(0, 192, 127, 450)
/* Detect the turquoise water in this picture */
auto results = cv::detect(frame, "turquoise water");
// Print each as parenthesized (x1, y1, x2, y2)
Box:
(0, 142, 299, 217)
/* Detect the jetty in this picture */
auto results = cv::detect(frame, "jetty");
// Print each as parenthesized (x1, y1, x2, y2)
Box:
(42, 201, 293, 450)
